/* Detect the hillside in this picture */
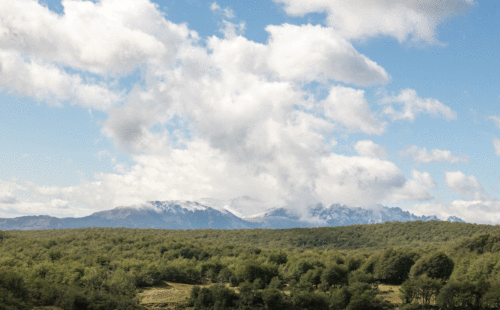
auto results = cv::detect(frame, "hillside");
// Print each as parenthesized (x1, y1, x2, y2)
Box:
(4, 220, 498, 251)
(2, 222, 500, 309)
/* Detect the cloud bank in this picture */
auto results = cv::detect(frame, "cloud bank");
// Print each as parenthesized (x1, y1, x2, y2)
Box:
(0, 0, 476, 220)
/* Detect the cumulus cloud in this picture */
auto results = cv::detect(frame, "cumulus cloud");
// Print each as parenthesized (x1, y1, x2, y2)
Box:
(399, 145, 469, 163)
(0, 198, 75, 218)
(0, 0, 195, 75)
(315, 154, 407, 207)
(412, 170, 438, 189)
(274, 0, 474, 43)
(322, 86, 386, 135)
(207, 23, 390, 86)
(0, 0, 472, 220)
(0, 180, 78, 218)
(0, 51, 121, 110)
(413, 199, 500, 224)
(354, 140, 387, 158)
(0, 180, 25, 205)
(381, 89, 457, 122)
(6, 141, 419, 216)
(266, 24, 390, 85)
(386, 170, 436, 203)
(445, 171, 483, 195)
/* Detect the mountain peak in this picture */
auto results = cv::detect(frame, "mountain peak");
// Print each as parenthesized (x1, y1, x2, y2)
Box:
(0, 199, 465, 230)
(446, 216, 465, 223)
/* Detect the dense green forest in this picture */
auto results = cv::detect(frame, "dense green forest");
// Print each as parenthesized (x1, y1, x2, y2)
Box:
(1, 221, 500, 309)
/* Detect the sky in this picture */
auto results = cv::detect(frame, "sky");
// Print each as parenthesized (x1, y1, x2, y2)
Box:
(1, 0, 500, 223)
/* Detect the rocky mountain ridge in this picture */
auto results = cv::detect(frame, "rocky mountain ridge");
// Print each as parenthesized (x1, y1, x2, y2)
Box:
(0, 199, 463, 230)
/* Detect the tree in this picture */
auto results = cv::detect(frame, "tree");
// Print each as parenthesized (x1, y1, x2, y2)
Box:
(262, 288, 288, 310)
(0, 268, 31, 310)
(374, 249, 417, 285)
(346, 283, 387, 310)
(436, 279, 488, 309)
(410, 252, 454, 280)
(321, 264, 348, 288)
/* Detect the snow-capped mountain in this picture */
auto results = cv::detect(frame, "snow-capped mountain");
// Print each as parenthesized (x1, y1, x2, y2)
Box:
(446, 216, 465, 223)
(0, 201, 257, 230)
(199, 196, 273, 218)
(247, 204, 441, 229)
(0, 199, 464, 230)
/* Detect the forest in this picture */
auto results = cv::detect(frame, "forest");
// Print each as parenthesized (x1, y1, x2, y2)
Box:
(1, 221, 500, 309)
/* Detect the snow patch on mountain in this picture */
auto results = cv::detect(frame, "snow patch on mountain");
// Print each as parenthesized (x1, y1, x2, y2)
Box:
(0, 197, 466, 230)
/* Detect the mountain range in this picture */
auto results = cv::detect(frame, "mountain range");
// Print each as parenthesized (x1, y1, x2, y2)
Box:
(0, 197, 464, 230)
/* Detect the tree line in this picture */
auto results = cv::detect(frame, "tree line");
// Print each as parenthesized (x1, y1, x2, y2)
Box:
(1, 222, 500, 309)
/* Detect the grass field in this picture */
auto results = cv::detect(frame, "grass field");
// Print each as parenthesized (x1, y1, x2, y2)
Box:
(137, 282, 403, 309)
(32, 283, 403, 310)
(137, 281, 200, 309)
(377, 284, 402, 309)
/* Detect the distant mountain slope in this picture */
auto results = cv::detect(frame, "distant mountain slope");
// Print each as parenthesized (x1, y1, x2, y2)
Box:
(0, 200, 464, 230)
(0, 201, 257, 230)
(247, 204, 441, 229)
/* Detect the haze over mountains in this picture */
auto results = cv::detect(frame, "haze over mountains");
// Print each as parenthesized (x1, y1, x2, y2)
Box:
(0, 197, 463, 230)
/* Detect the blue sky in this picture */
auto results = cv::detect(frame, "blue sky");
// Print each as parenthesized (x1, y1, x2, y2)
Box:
(1, 0, 500, 223)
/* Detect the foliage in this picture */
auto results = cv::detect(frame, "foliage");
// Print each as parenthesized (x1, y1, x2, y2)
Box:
(0, 221, 500, 309)
(410, 252, 454, 280)
(372, 248, 418, 285)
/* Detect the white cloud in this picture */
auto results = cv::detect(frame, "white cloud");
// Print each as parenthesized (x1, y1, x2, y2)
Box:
(0, 198, 77, 218)
(0, 0, 470, 220)
(210, 2, 235, 19)
(494, 138, 500, 156)
(354, 140, 387, 158)
(0, 180, 25, 205)
(266, 24, 390, 85)
(445, 171, 483, 195)
(0, 51, 121, 110)
(0, 0, 195, 75)
(0, 180, 79, 218)
(413, 199, 500, 224)
(207, 23, 390, 86)
(386, 170, 436, 203)
(381, 89, 457, 122)
(274, 0, 473, 43)
(322, 86, 386, 135)
(207, 35, 269, 75)
(316, 155, 407, 207)
(399, 145, 469, 163)
(412, 170, 438, 189)
(219, 20, 246, 39)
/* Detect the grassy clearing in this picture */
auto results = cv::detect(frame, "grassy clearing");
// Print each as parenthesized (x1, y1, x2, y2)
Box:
(377, 284, 402, 306)
(137, 281, 199, 305)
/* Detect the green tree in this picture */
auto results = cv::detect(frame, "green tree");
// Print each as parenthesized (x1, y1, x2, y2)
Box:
(374, 249, 417, 285)
(321, 264, 349, 288)
(410, 252, 454, 280)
